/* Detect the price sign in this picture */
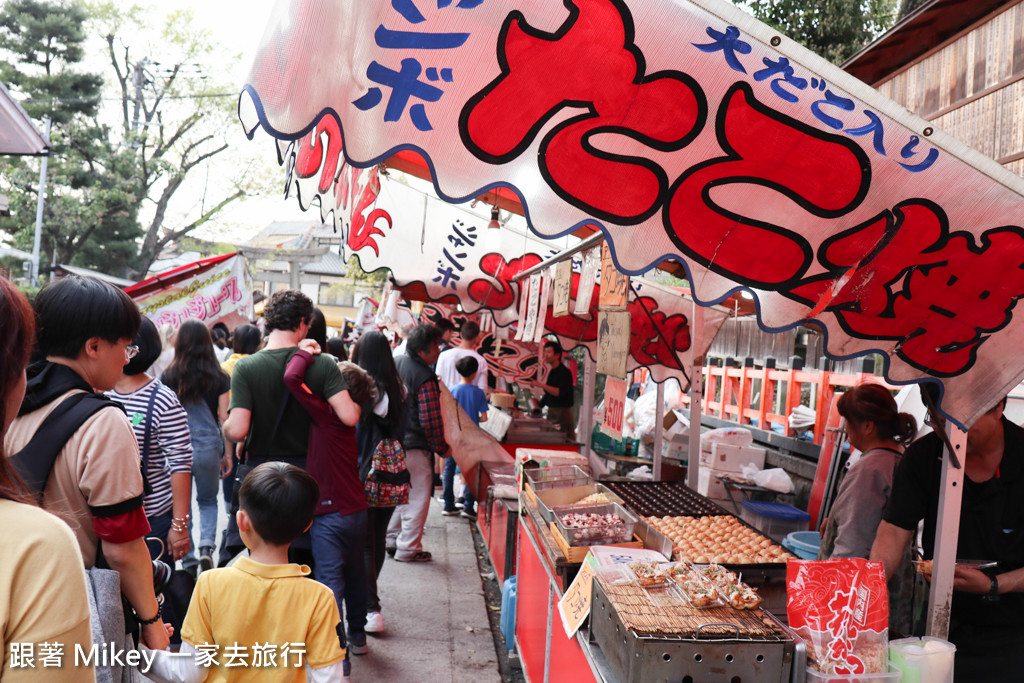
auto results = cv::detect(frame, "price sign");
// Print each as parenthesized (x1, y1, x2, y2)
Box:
(557, 553, 597, 638)
(598, 241, 628, 310)
(601, 377, 628, 440)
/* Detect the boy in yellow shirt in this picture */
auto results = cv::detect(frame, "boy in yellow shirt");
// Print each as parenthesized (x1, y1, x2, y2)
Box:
(141, 462, 346, 682)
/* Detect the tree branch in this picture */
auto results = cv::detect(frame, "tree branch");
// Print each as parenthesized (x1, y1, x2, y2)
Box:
(180, 141, 227, 175)
(106, 34, 131, 136)
(143, 62, 181, 126)
(157, 189, 246, 248)
(136, 188, 245, 275)
(152, 112, 200, 160)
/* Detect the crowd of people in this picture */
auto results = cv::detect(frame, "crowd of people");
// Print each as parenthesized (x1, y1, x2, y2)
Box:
(0, 274, 527, 683)
(6, 270, 1022, 682)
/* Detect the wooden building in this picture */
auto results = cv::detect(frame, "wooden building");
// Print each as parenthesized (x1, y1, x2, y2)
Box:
(844, 0, 1024, 176)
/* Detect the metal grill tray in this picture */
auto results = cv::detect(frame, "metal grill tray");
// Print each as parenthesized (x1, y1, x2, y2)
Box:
(602, 481, 733, 517)
(603, 481, 793, 570)
(589, 578, 798, 683)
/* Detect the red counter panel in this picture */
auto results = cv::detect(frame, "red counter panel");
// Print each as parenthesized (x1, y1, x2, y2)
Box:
(547, 590, 596, 681)
(516, 520, 549, 683)
(515, 514, 598, 683)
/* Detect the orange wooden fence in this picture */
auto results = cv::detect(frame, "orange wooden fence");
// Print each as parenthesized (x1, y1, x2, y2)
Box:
(682, 364, 893, 445)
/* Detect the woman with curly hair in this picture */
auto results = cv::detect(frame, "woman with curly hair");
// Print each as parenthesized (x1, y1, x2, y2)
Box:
(162, 320, 231, 573)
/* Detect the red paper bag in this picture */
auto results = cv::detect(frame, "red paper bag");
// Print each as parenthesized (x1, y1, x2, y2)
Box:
(787, 558, 889, 674)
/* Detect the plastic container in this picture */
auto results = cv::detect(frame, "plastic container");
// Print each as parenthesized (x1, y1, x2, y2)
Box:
(889, 636, 955, 683)
(499, 576, 517, 650)
(536, 483, 624, 523)
(554, 502, 639, 547)
(740, 500, 811, 543)
(590, 428, 640, 456)
(805, 671, 900, 683)
(524, 465, 591, 491)
(783, 530, 822, 560)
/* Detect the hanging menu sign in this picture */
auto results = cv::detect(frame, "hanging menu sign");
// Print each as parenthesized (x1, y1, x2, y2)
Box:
(598, 242, 629, 311)
(574, 246, 600, 315)
(514, 274, 532, 341)
(534, 267, 554, 343)
(597, 310, 631, 378)
(522, 272, 542, 340)
(553, 260, 572, 317)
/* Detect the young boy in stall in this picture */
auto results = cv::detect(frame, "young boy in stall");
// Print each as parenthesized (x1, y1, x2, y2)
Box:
(449, 356, 489, 520)
(140, 462, 346, 683)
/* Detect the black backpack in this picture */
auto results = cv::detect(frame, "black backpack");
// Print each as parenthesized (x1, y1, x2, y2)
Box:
(10, 392, 127, 502)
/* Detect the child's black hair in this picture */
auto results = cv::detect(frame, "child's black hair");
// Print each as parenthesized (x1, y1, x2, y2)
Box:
(35, 275, 141, 359)
(238, 462, 319, 546)
(455, 355, 478, 379)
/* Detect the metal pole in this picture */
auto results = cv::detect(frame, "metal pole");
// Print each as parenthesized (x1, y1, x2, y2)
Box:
(131, 58, 149, 133)
(580, 354, 596, 456)
(686, 303, 705, 491)
(31, 117, 51, 287)
(511, 231, 604, 282)
(927, 423, 966, 638)
(653, 381, 665, 480)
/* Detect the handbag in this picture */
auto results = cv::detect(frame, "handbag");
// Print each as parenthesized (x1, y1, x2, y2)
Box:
(364, 437, 411, 507)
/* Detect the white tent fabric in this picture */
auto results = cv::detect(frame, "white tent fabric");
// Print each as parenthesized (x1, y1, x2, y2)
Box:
(240, 0, 1024, 428)
(301, 162, 730, 383)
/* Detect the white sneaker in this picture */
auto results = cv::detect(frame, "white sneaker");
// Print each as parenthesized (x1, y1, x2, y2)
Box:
(365, 611, 384, 634)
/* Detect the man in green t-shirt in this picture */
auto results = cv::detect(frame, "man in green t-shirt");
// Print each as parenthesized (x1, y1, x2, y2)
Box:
(221, 290, 359, 563)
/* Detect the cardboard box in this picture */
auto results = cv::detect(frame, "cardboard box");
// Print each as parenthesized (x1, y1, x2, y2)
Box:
(663, 409, 690, 441)
(697, 467, 733, 499)
(699, 442, 766, 474)
(662, 438, 688, 462)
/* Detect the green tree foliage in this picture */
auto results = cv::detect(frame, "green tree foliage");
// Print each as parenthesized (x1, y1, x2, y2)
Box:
(897, 0, 930, 20)
(742, 0, 899, 65)
(0, 0, 142, 277)
(0, 0, 102, 124)
(346, 254, 389, 286)
(0, 0, 255, 280)
(92, 2, 250, 278)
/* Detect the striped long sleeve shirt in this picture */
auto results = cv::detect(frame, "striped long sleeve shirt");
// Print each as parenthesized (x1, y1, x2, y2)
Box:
(107, 378, 193, 518)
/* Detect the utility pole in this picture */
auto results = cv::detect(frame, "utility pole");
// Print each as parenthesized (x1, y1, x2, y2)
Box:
(31, 117, 51, 287)
(132, 57, 146, 131)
